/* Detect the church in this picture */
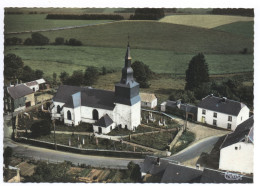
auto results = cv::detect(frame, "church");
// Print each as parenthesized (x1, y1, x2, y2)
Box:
(51, 43, 141, 134)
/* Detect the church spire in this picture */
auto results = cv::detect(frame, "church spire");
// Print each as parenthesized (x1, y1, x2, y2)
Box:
(120, 40, 134, 84)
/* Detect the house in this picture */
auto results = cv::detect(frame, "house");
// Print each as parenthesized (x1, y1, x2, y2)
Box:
(24, 78, 47, 92)
(160, 162, 202, 183)
(200, 168, 253, 183)
(4, 84, 35, 112)
(140, 92, 157, 109)
(219, 116, 254, 174)
(161, 100, 197, 120)
(197, 95, 249, 130)
(51, 43, 141, 134)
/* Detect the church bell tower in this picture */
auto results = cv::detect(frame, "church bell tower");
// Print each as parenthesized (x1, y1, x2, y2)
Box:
(114, 42, 140, 106)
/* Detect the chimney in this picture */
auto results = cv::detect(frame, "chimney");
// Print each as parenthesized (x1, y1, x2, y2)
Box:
(156, 157, 160, 166)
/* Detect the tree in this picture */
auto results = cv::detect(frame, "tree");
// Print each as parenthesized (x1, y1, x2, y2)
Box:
(54, 37, 65, 45)
(4, 146, 13, 168)
(4, 53, 24, 80)
(24, 38, 33, 45)
(21, 65, 36, 82)
(5, 37, 22, 45)
(68, 38, 82, 46)
(31, 32, 49, 45)
(131, 61, 152, 88)
(185, 53, 209, 91)
(35, 69, 44, 79)
(52, 72, 57, 85)
(102, 66, 107, 75)
(84, 66, 99, 85)
(66, 70, 85, 86)
(30, 120, 51, 137)
(127, 161, 142, 182)
(59, 71, 69, 85)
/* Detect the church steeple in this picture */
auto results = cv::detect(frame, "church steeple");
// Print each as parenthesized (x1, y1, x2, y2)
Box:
(120, 42, 134, 84)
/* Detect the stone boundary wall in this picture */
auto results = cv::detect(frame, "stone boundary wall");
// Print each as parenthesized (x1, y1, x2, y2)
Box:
(167, 127, 184, 150)
(15, 137, 153, 159)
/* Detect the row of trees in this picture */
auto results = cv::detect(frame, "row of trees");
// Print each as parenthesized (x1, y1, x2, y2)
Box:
(130, 8, 165, 20)
(211, 8, 254, 17)
(5, 33, 82, 46)
(46, 14, 124, 20)
(4, 53, 44, 82)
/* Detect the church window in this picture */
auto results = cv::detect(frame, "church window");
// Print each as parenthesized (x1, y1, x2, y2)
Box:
(93, 109, 99, 120)
(57, 105, 61, 114)
(67, 110, 71, 120)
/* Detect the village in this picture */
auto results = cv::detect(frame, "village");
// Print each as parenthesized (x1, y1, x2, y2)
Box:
(3, 7, 254, 183)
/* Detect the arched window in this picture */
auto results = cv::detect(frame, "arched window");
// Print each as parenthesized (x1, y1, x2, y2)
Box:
(92, 109, 99, 120)
(67, 110, 71, 120)
(57, 105, 61, 114)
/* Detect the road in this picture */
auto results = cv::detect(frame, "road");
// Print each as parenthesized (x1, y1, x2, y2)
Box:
(167, 135, 221, 163)
(3, 119, 142, 169)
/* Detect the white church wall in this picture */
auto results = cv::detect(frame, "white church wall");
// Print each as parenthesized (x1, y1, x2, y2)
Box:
(93, 123, 116, 134)
(73, 106, 81, 126)
(114, 103, 131, 129)
(63, 107, 75, 126)
(219, 142, 253, 174)
(51, 101, 65, 119)
(131, 101, 141, 130)
(80, 106, 114, 123)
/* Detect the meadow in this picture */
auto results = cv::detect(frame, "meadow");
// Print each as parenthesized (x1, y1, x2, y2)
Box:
(4, 14, 113, 33)
(5, 21, 253, 54)
(5, 45, 253, 77)
(213, 21, 254, 38)
(159, 15, 253, 29)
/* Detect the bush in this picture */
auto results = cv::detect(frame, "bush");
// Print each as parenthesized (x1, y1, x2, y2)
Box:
(24, 33, 49, 45)
(66, 38, 82, 46)
(54, 37, 65, 45)
(5, 37, 22, 46)
(30, 120, 51, 137)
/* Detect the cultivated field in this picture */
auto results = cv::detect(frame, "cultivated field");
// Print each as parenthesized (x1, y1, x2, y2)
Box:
(159, 15, 254, 29)
(5, 45, 253, 76)
(213, 21, 254, 38)
(4, 14, 113, 33)
(5, 21, 253, 54)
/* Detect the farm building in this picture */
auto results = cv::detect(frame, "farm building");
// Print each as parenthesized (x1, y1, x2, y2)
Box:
(140, 92, 157, 109)
(51, 43, 141, 134)
(4, 84, 35, 112)
(160, 100, 197, 120)
(24, 78, 47, 92)
(219, 116, 254, 174)
(197, 95, 249, 131)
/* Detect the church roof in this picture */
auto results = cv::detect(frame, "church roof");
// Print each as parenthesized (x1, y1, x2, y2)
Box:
(197, 95, 246, 116)
(93, 114, 113, 128)
(7, 84, 34, 99)
(53, 85, 115, 110)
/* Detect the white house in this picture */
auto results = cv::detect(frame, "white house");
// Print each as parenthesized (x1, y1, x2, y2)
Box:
(197, 95, 249, 131)
(51, 43, 141, 134)
(219, 116, 254, 174)
(140, 92, 157, 109)
(24, 78, 46, 92)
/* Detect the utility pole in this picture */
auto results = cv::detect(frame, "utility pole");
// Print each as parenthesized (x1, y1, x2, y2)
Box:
(185, 103, 188, 132)
(53, 119, 57, 150)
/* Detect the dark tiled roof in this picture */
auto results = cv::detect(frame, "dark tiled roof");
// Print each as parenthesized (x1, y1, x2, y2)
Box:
(200, 168, 253, 183)
(221, 116, 254, 149)
(53, 85, 115, 110)
(7, 84, 34, 99)
(161, 163, 202, 183)
(142, 156, 178, 175)
(166, 100, 197, 115)
(93, 114, 113, 127)
(197, 95, 246, 116)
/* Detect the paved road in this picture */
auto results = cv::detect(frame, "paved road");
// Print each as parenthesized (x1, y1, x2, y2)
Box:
(167, 135, 221, 163)
(4, 121, 142, 169)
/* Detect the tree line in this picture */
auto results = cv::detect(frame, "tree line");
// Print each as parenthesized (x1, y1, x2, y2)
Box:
(211, 8, 254, 17)
(5, 33, 82, 46)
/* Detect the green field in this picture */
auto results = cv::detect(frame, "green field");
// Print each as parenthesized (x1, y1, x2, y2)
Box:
(213, 21, 254, 38)
(5, 21, 253, 54)
(4, 14, 113, 33)
(5, 45, 253, 77)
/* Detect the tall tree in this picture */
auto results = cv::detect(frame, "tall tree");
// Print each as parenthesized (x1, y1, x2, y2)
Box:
(59, 71, 69, 85)
(185, 53, 209, 91)
(84, 66, 99, 86)
(131, 61, 152, 88)
(4, 53, 24, 80)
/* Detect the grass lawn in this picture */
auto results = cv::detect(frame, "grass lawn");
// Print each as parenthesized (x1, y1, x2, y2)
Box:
(5, 20, 253, 54)
(52, 121, 94, 132)
(213, 21, 254, 38)
(128, 130, 178, 150)
(4, 45, 253, 77)
(159, 15, 253, 29)
(4, 14, 113, 33)
(171, 131, 195, 154)
(32, 133, 148, 152)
